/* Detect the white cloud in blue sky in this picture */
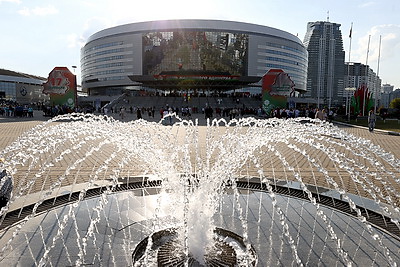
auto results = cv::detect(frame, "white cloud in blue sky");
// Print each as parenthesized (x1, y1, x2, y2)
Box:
(0, 0, 21, 3)
(17, 5, 58, 16)
(0, 0, 399, 89)
(359, 1, 375, 8)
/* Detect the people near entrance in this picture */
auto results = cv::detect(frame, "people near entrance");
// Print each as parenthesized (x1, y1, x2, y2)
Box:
(27, 106, 33, 117)
(328, 109, 334, 122)
(205, 106, 213, 119)
(119, 107, 126, 119)
(0, 102, 37, 117)
(136, 108, 142, 119)
(315, 108, 327, 121)
(368, 109, 376, 132)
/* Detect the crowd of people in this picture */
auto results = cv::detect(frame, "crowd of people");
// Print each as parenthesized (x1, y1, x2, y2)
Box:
(103, 104, 263, 121)
(41, 105, 94, 117)
(0, 97, 359, 130)
(0, 101, 36, 118)
(0, 100, 98, 119)
(0, 96, 340, 125)
(268, 107, 337, 122)
(102, 103, 342, 125)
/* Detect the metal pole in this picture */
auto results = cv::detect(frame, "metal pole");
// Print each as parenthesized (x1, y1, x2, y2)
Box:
(374, 35, 382, 114)
(346, 93, 349, 121)
(347, 23, 353, 121)
(364, 35, 371, 116)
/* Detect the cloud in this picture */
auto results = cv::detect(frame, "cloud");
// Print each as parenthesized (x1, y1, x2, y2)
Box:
(359, 1, 375, 8)
(352, 25, 399, 63)
(18, 5, 58, 16)
(352, 24, 400, 86)
(66, 33, 81, 48)
(80, 17, 113, 43)
(0, 0, 21, 3)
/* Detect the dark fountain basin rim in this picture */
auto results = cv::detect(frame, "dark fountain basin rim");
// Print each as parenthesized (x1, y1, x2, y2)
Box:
(0, 176, 399, 240)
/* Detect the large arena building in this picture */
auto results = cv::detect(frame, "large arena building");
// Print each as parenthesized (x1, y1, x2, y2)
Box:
(81, 19, 308, 98)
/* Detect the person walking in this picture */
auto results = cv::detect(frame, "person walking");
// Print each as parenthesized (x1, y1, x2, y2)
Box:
(368, 109, 376, 132)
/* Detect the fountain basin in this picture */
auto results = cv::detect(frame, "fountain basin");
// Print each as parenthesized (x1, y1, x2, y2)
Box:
(0, 179, 399, 266)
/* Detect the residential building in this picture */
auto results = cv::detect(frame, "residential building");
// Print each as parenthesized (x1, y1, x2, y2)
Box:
(381, 83, 394, 108)
(344, 62, 381, 109)
(303, 21, 345, 108)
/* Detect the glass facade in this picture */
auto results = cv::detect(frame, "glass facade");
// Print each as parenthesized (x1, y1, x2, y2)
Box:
(142, 31, 248, 76)
(0, 81, 16, 100)
(0, 80, 48, 103)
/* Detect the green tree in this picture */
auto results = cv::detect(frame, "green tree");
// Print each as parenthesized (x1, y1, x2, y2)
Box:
(389, 98, 400, 109)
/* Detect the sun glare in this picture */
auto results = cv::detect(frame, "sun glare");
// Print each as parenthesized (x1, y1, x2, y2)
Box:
(109, 0, 214, 23)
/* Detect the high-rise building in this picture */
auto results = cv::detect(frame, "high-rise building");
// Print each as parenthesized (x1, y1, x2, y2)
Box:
(382, 83, 394, 94)
(381, 84, 394, 108)
(303, 21, 345, 108)
(344, 62, 381, 109)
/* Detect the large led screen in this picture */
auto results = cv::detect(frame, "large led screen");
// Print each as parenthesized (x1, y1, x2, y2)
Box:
(143, 31, 248, 76)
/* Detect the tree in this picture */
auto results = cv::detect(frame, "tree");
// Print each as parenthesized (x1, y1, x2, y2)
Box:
(389, 98, 400, 109)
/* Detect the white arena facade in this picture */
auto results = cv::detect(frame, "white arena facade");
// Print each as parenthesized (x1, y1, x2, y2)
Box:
(81, 19, 308, 96)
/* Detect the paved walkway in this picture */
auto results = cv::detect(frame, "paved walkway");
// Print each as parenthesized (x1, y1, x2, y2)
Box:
(1, 113, 399, 210)
(1, 113, 399, 158)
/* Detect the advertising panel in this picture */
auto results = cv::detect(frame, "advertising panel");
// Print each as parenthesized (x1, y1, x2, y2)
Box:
(43, 67, 77, 108)
(262, 69, 295, 114)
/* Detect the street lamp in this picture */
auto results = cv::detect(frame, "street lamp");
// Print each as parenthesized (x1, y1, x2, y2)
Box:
(71, 66, 78, 109)
(345, 87, 356, 121)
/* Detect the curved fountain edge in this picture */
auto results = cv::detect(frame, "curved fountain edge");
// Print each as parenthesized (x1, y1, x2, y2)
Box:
(1, 177, 399, 241)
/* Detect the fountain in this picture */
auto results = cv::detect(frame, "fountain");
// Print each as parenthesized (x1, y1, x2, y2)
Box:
(0, 113, 399, 266)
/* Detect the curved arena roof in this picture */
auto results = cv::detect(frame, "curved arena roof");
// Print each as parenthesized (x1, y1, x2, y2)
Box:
(86, 19, 303, 45)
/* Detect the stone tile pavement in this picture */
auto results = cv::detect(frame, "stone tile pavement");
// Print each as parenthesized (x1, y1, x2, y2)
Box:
(1, 113, 399, 158)
(0, 113, 399, 209)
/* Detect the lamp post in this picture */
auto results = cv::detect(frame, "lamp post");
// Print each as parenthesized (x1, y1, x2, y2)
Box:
(374, 35, 381, 114)
(71, 66, 77, 109)
(345, 87, 356, 121)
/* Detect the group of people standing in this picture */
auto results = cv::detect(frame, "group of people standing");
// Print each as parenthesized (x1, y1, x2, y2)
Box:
(270, 107, 336, 122)
(102, 101, 379, 133)
(0, 103, 34, 117)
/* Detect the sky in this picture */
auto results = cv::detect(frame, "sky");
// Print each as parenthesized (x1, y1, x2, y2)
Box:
(1, 0, 399, 89)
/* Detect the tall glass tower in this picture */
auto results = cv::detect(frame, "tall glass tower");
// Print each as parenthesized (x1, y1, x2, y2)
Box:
(303, 21, 345, 108)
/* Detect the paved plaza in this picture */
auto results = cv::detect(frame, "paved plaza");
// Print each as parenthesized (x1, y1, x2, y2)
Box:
(1, 112, 399, 157)
(0, 112, 399, 207)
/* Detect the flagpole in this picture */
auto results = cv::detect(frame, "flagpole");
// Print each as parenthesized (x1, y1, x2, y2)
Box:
(374, 35, 382, 114)
(347, 23, 353, 121)
(364, 35, 371, 116)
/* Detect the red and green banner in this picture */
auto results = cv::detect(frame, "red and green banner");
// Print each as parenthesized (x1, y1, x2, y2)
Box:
(350, 84, 374, 116)
(43, 67, 77, 108)
(262, 69, 295, 114)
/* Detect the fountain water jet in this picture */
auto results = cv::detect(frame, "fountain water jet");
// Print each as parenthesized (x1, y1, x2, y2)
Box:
(0, 113, 399, 266)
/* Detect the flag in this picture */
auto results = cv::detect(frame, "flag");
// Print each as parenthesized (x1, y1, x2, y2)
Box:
(349, 23, 353, 38)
